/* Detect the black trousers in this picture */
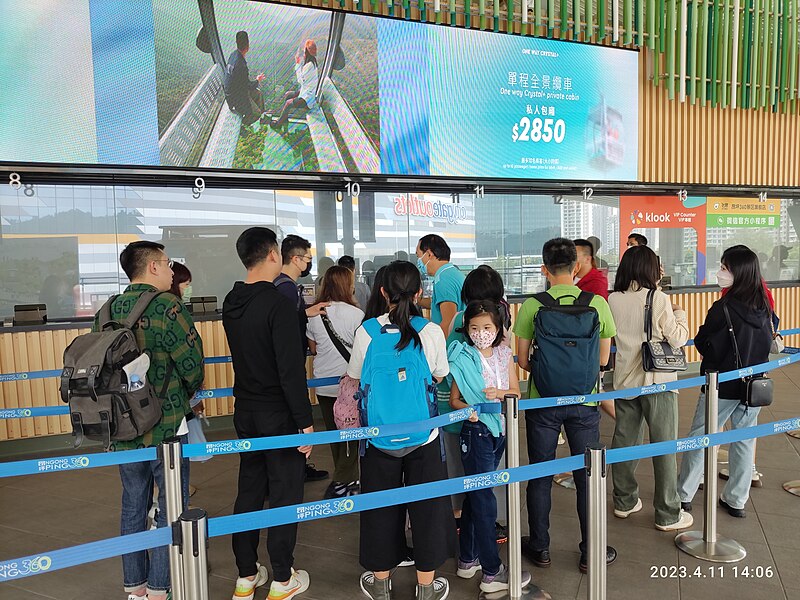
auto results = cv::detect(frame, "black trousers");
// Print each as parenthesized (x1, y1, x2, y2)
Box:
(232, 408, 305, 582)
(359, 438, 457, 573)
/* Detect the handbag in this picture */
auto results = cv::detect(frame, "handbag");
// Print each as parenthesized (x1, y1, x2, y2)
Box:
(320, 314, 362, 430)
(769, 314, 785, 354)
(641, 288, 688, 372)
(723, 304, 773, 408)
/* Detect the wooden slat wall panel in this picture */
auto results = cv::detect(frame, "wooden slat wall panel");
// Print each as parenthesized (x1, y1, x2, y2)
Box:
(1, 284, 798, 440)
(640, 59, 800, 186)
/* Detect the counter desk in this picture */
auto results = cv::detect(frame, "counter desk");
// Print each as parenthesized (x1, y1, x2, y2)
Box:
(2, 285, 798, 441)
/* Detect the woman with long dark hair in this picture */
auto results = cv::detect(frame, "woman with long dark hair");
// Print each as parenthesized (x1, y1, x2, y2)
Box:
(608, 246, 692, 531)
(307, 266, 364, 499)
(347, 261, 454, 600)
(362, 265, 388, 321)
(677, 246, 772, 518)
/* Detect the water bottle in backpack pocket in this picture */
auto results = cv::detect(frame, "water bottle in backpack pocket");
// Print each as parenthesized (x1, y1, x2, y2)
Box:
(529, 291, 601, 398)
(358, 316, 438, 456)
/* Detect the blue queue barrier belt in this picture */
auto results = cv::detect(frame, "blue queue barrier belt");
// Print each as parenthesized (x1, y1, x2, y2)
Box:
(2, 415, 799, 583)
(2, 325, 799, 392)
(2, 353, 799, 477)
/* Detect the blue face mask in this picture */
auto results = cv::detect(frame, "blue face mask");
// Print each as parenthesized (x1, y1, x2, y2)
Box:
(417, 255, 428, 278)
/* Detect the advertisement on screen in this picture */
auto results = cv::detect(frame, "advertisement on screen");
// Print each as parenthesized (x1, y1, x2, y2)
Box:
(0, 0, 638, 182)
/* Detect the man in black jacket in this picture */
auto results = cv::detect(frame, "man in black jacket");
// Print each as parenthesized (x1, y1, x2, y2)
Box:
(223, 227, 312, 600)
(223, 30, 265, 126)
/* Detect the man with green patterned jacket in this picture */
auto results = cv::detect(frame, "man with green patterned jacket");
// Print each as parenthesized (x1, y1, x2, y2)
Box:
(93, 240, 204, 600)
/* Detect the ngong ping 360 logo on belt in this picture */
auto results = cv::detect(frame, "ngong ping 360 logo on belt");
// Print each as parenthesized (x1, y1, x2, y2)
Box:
(773, 418, 800, 434)
(0, 555, 52, 579)
(205, 440, 251, 455)
(463, 471, 511, 491)
(37, 456, 90, 472)
(339, 427, 380, 441)
(296, 498, 355, 521)
(676, 436, 711, 452)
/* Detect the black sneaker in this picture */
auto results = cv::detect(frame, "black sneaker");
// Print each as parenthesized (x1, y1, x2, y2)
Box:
(579, 546, 617, 574)
(719, 497, 746, 518)
(495, 522, 508, 544)
(521, 537, 551, 568)
(324, 480, 360, 499)
(304, 463, 329, 482)
(398, 547, 415, 567)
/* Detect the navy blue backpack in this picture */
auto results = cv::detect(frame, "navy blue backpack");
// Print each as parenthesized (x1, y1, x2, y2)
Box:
(530, 291, 600, 398)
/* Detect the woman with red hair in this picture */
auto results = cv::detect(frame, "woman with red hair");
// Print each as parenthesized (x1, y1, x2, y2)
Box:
(270, 39, 319, 129)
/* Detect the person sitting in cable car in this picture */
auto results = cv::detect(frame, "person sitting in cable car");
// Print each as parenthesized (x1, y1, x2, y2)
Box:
(270, 39, 319, 130)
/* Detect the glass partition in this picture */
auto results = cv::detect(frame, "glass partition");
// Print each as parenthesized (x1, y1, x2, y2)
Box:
(1, 183, 797, 320)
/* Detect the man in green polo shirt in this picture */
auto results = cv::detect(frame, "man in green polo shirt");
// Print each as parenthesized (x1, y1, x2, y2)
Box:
(94, 241, 204, 600)
(512, 238, 617, 575)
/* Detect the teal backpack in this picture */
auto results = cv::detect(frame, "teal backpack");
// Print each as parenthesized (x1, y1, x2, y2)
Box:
(358, 316, 438, 454)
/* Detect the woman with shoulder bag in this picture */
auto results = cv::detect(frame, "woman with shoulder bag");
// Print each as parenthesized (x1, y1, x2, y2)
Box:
(608, 246, 692, 531)
(307, 266, 365, 499)
(677, 247, 773, 518)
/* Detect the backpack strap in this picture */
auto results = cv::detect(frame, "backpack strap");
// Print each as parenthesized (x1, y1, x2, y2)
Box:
(124, 291, 164, 329)
(574, 291, 596, 307)
(410, 315, 429, 333)
(362, 318, 382, 339)
(533, 292, 557, 307)
(98, 295, 120, 330)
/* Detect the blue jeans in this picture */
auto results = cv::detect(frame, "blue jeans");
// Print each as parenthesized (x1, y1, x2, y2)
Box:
(459, 421, 506, 576)
(119, 441, 190, 594)
(525, 404, 601, 554)
(678, 393, 760, 510)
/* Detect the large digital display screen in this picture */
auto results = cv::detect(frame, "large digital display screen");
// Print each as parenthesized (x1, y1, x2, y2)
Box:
(0, 0, 639, 181)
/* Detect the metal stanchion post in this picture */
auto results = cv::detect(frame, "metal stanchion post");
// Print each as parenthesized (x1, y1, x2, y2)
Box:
(676, 372, 746, 562)
(586, 444, 607, 600)
(481, 395, 540, 599)
(180, 508, 209, 600)
(161, 438, 186, 600)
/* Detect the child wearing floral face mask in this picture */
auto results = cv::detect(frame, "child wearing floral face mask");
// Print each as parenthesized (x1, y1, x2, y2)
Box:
(446, 301, 531, 594)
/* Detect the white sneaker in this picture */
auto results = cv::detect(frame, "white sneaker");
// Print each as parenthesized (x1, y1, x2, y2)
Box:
(656, 510, 694, 531)
(613, 498, 643, 519)
(232, 563, 269, 600)
(268, 568, 309, 600)
(128, 595, 147, 600)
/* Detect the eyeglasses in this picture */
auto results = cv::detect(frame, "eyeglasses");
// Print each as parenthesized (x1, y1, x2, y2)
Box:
(155, 259, 174, 268)
(295, 254, 313, 262)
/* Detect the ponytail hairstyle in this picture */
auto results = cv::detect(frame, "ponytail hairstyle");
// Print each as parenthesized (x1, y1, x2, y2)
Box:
(382, 260, 422, 350)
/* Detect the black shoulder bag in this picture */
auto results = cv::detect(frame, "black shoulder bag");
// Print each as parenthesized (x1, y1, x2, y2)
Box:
(320, 314, 352, 363)
(722, 304, 773, 408)
(641, 288, 687, 372)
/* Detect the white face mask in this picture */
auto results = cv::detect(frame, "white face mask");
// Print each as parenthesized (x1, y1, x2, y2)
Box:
(469, 329, 496, 349)
(716, 270, 734, 289)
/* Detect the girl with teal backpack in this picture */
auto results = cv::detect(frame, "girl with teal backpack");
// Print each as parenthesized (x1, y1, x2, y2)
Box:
(347, 260, 455, 600)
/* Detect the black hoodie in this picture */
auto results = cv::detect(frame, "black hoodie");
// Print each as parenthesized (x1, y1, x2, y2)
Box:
(694, 296, 772, 400)
(222, 281, 313, 430)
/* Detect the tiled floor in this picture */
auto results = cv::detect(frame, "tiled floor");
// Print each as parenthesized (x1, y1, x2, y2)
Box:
(1, 365, 799, 600)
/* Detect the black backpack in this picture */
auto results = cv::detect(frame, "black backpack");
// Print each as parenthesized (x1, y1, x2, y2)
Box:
(530, 291, 600, 398)
(60, 292, 166, 448)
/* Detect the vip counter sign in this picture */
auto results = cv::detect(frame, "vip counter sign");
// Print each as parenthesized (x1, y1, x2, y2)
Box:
(620, 196, 707, 286)
(707, 197, 781, 228)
